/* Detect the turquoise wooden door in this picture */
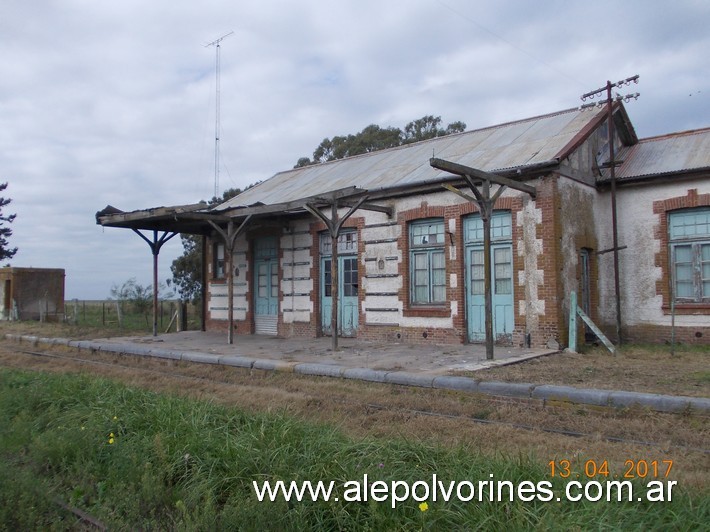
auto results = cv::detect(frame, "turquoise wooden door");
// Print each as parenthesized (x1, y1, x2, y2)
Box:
(320, 255, 359, 337)
(254, 237, 278, 335)
(464, 213, 514, 343)
(320, 232, 359, 337)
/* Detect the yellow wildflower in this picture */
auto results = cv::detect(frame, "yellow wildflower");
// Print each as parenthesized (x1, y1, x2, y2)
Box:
(419, 502, 429, 512)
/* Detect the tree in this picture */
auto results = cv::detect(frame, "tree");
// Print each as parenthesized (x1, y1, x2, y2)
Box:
(0, 182, 17, 262)
(110, 277, 174, 326)
(170, 187, 244, 305)
(402, 115, 466, 143)
(294, 115, 466, 168)
(169, 234, 202, 304)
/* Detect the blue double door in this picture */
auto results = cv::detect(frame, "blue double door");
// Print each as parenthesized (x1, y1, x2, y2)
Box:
(464, 212, 514, 343)
(320, 255, 359, 337)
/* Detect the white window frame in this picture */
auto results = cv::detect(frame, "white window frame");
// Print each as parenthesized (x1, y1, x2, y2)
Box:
(409, 219, 446, 305)
(669, 208, 710, 303)
(213, 242, 225, 280)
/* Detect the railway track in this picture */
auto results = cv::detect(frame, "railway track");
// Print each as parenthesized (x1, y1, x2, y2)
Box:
(4, 345, 709, 455)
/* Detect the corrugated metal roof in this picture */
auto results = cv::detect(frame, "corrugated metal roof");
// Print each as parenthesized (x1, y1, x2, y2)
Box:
(218, 107, 604, 210)
(616, 128, 710, 179)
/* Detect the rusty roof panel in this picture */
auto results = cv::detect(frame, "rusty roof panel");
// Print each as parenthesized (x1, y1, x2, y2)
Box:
(218, 107, 602, 210)
(617, 128, 710, 179)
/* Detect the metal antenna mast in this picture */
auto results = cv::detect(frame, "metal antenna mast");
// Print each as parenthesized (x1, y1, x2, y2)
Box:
(205, 31, 234, 199)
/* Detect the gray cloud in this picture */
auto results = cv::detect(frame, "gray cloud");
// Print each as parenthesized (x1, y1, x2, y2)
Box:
(1, 0, 708, 298)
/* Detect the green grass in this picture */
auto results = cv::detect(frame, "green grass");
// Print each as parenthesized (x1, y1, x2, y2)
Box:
(0, 368, 707, 530)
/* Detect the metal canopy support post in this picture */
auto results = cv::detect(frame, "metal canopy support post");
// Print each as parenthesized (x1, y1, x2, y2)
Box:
(132, 229, 178, 337)
(431, 158, 536, 360)
(208, 215, 252, 344)
(305, 195, 367, 351)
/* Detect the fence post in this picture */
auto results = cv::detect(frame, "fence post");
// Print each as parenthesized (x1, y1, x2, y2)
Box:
(179, 301, 188, 332)
(116, 301, 122, 329)
(568, 291, 577, 353)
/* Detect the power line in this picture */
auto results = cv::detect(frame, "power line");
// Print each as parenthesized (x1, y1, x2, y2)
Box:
(435, 0, 584, 87)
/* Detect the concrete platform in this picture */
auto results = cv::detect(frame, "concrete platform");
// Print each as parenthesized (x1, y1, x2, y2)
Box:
(8, 331, 709, 413)
(92, 331, 555, 375)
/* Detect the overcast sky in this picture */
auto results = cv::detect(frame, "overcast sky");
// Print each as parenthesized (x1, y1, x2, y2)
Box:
(1, 0, 708, 299)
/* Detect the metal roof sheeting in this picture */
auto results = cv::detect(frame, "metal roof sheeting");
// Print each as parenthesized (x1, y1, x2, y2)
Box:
(217, 107, 605, 210)
(616, 128, 710, 180)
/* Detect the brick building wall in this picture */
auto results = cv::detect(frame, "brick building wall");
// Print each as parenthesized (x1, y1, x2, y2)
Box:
(205, 175, 569, 348)
(595, 181, 710, 344)
(0, 267, 65, 321)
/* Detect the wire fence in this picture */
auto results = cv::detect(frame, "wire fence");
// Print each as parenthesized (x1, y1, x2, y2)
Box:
(65, 299, 201, 333)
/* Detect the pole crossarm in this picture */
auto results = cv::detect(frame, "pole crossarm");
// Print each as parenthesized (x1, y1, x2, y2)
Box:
(430, 158, 536, 199)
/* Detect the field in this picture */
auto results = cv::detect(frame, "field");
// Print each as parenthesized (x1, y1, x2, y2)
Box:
(63, 299, 201, 334)
(0, 321, 708, 529)
(474, 344, 710, 398)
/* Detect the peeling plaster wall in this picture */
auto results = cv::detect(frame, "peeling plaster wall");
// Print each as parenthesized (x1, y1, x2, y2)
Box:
(516, 198, 544, 330)
(556, 177, 599, 323)
(597, 181, 710, 330)
(281, 220, 314, 324)
(207, 238, 249, 321)
(361, 217, 403, 325)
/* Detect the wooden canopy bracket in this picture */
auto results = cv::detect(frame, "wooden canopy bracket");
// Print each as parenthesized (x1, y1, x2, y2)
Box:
(304, 195, 368, 352)
(207, 215, 253, 345)
(432, 158, 537, 360)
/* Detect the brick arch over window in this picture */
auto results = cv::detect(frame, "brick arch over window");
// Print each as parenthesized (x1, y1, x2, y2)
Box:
(653, 189, 710, 313)
(397, 198, 518, 221)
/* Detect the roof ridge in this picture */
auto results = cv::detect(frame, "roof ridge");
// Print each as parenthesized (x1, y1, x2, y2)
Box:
(272, 106, 584, 176)
(637, 127, 710, 143)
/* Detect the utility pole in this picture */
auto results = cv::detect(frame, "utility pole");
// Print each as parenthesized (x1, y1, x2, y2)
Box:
(580, 75, 640, 345)
(205, 31, 234, 200)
